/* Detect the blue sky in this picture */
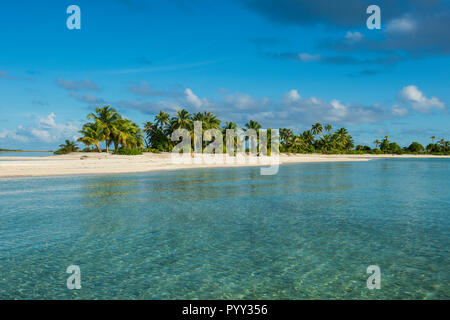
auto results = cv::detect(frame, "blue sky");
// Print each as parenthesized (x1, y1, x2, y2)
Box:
(0, 0, 449, 150)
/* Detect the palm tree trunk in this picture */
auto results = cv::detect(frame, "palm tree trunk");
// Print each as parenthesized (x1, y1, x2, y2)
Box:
(96, 143, 102, 153)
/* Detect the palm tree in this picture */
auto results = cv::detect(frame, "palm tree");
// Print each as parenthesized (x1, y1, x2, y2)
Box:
(301, 130, 314, 147)
(379, 136, 390, 152)
(113, 119, 144, 150)
(144, 121, 154, 143)
(320, 134, 332, 153)
(325, 124, 332, 133)
(171, 109, 192, 131)
(78, 123, 105, 152)
(144, 121, 156, 148)
(343, 136, 354, 151)
(244, 120, 262, 144)
(58, 140, 79, 153)
(334, 127, 349, 149)
(244, 120, 262, 132)
(280, 128, 294, 150)
(244, 120, 262, 153)
(373, 139, 381, 149)
(444, 140, 450, 152)
(292, 135, 306, 151)
(155, 111, 170, 129)
(144, 120, 171, 151)
(431, 136, 436, 143)
(87, 106, 120, 153)
(192, 111, 221, 132)
(204, 112, 220, 129)
(221, 122, 238, 153)
(223, 121, 238, 140)
(311, 122, 323, 136)
(223, 121, 237, 132)
(126, 121, 145, 149)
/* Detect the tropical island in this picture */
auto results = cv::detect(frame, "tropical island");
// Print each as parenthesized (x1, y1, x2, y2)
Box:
(0, 105, 448, 178)
(51, 105, 449, 156)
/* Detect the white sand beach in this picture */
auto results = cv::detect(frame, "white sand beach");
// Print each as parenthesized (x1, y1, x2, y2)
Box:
(0, 152, 448, 178)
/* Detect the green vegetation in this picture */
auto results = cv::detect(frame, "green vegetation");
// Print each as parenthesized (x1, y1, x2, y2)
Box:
(406, 142, 425, 153)
(54, 106, 450, 156)
(77, 106, 144, 153)
(113, 147, 143, 155)
(0, 148, 23, 152)
(426, 137, 450, 154)
(0, 149, 53, 152)
(279, 124, 354, 154)
(54, 140, 79, 155)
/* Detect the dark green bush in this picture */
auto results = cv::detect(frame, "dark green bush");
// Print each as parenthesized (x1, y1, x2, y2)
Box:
(113, 148, 143, 155)
(355, 145, 371, 152)
(407, 142, 425, 153)
(143, 148, 161, 153)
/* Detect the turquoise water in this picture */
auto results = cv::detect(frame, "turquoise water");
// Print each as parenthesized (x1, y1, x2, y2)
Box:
(0, 151, 53, 158)
(0, 159, 448, 299)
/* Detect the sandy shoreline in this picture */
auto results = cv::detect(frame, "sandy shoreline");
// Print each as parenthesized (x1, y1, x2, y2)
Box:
(0, 152, 448, 178)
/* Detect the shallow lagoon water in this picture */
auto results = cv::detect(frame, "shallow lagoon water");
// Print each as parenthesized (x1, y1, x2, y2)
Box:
(0, 151, 53, 158)
(0, 159, 448, 299)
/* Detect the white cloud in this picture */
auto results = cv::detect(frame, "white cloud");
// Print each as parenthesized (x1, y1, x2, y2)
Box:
(278, 90, 388, 125)
(30, 128, 52, 143)
(0, 113, 80, 146)
(224, 92, 264, 111)
(387, 17, 417, 33)
(0, 129, 29, 143)
(345, 31, 363, 42)
(184, 88, 211, 109)
(297, 53, 321, 62)
(398, 85, 445, 113)
(391, 105, 409, 117)
(38, 112, 57, 128)
(119, 85, 441, 128)
(329, 99, 349, 120)
(33, 113, 79, 143)
(283, 89, 301, 103)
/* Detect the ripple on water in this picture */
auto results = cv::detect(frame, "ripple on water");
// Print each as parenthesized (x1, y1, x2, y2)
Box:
(0, 159, 448, 299)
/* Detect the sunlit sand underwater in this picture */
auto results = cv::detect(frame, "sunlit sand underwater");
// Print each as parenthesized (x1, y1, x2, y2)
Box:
(0, 159, 448, 299)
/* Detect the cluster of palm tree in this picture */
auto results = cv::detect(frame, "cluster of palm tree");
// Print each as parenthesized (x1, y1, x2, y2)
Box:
(280, 123, 353, 153)
(144, 109, 263, 152)
(377, 136, 403, 154)
(54, 106, 449, 156)
(145, 113, 355, 154)
(427, 136, 450, 153)
(77, 106, 144, 153)
(143, 108, 285, 155)
(367, 136, 450, 154)
(370, 136, 450, 155)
